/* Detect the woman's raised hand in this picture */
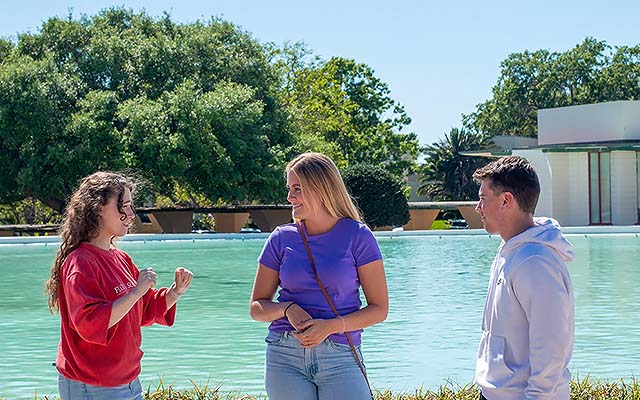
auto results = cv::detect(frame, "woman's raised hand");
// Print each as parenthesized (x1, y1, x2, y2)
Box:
(173, 267, 193, 295)
(135, 267, 157, 296)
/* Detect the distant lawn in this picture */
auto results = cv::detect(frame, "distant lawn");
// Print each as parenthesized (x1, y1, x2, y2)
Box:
(430, 220, 451, 230)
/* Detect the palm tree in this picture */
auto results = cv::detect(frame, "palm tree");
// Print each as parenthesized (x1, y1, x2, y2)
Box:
(419, 128, 493, 201)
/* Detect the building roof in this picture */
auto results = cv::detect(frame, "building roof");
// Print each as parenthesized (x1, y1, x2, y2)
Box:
(540, 140, 640, 152)
(464, 101, 640, 157)
(538, 100, 640, 146)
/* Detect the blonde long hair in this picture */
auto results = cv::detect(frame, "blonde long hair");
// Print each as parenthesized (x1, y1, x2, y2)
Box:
(286, 152, 362, 222)
(45, 172, 135, 314)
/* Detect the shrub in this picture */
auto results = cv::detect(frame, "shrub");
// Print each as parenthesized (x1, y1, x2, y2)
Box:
(342, 164, 410, 229)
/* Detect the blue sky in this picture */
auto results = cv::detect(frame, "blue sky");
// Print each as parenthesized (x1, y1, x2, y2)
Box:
(2, 0, 639, 147)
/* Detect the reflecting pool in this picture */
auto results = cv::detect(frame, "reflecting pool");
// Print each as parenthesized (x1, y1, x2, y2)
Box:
(1, 234, 639, 398)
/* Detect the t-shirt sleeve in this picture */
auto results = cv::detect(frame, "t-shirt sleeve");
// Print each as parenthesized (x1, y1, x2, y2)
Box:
(64, 258, 113, 346)
(352, 224, 383, 267)
(258, 226, 283, 271)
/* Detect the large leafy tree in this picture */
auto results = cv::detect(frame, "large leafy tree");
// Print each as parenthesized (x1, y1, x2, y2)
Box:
(0, 54, 87, 211)
(419, 128, 493, 201)
(464, 37, 640, 136)
(0, 8, 290, 211)
(117, 80, 284, 204)
(596, 45, 640, 101)
(0, 39, 12, 62)
(1, 10, 421, 215)
(276, 44, 420, 175)
(0, 198, 62, 225)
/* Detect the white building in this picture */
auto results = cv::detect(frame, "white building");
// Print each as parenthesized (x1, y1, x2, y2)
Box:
(512, 101, 640, 226)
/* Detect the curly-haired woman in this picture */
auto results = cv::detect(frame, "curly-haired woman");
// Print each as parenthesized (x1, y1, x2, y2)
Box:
(45, 172, 193, 400)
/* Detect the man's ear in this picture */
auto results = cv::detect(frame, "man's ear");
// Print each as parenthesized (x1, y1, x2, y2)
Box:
(502, 191, 514, 208)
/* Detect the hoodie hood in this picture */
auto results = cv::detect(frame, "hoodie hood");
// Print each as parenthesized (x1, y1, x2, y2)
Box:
(501, 217, 575, 262)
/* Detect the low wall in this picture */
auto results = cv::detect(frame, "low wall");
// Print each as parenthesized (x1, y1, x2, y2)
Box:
(3, 225, 639, 246)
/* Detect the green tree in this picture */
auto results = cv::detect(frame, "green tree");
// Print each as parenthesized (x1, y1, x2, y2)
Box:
(0, 54, 86, 211)
(463, 37, 636, 136)
(277, 44, 420, 175)
(117, 80, 284, 204)
(596, 45, 640, 101)
(0, 38, 12, 62)
(419, 128, 493, 201)
(0, 198, 62, 225)
(1, 9, 421, 215)
(343, 164, 410, 229)
(271, 43, 344, 163)
(0, 8, 291, 211)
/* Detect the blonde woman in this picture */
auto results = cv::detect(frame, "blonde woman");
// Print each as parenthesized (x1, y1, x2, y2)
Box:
(45, 172, 193, 400)
(250, 152, 389, 400)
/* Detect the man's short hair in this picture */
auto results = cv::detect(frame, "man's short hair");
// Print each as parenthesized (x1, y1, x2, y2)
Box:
(473, 156, 540, 214)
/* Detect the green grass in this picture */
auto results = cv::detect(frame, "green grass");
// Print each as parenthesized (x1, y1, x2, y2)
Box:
(22, 376, 640, 400)
(429, 220, 451, 230)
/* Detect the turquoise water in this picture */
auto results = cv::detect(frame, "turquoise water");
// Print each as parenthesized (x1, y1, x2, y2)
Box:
(1, 234, 639, 398)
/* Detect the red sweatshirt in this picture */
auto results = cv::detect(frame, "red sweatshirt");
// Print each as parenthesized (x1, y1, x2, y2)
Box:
(56, 242, 176, 387)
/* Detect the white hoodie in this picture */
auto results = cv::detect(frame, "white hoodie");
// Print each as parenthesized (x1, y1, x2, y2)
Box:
(475, 217, 575, 400)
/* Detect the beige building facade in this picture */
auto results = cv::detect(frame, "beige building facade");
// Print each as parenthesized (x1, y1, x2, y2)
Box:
(512, 101, 640, 226)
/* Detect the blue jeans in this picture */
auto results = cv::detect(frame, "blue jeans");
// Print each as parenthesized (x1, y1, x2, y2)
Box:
(58, 374, 143, 400)
(265, 330, 372, 400)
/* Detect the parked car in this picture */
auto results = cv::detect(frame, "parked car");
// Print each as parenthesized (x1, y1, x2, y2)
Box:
(240, 227, 261, 233)
(449, 219, 469, 229)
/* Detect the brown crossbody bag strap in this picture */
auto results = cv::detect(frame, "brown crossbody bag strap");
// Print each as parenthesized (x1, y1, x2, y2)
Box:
(298, 222, 372, 396)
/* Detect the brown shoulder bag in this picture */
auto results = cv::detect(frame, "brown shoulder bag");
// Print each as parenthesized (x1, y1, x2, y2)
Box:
(298, 222, 372, 396)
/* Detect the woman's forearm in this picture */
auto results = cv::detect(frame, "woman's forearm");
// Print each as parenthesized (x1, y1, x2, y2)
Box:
(109, 290, 144, 328)
(339, 303, 388, 333)
(250, 299, 291, 322)
(166, 287, 182, 309)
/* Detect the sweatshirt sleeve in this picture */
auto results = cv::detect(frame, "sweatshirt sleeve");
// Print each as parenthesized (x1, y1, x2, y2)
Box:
(125, 256, 176, 327)
(512, 255, 573, 400)
(140, 286, 176, 327)
(65, 268, 113, 346)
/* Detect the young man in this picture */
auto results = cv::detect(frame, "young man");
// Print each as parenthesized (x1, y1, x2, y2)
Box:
(473, 156, 575, 400)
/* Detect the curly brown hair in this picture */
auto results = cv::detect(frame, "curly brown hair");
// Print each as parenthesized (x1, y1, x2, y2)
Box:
(45, 172, 135, 314)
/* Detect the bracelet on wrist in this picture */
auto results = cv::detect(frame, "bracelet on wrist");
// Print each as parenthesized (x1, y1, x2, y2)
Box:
(283, 302, 295, 318)
(170, 283, 185, 297)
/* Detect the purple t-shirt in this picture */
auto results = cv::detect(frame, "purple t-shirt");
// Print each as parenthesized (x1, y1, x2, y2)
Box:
(258, 218, 383, 345)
